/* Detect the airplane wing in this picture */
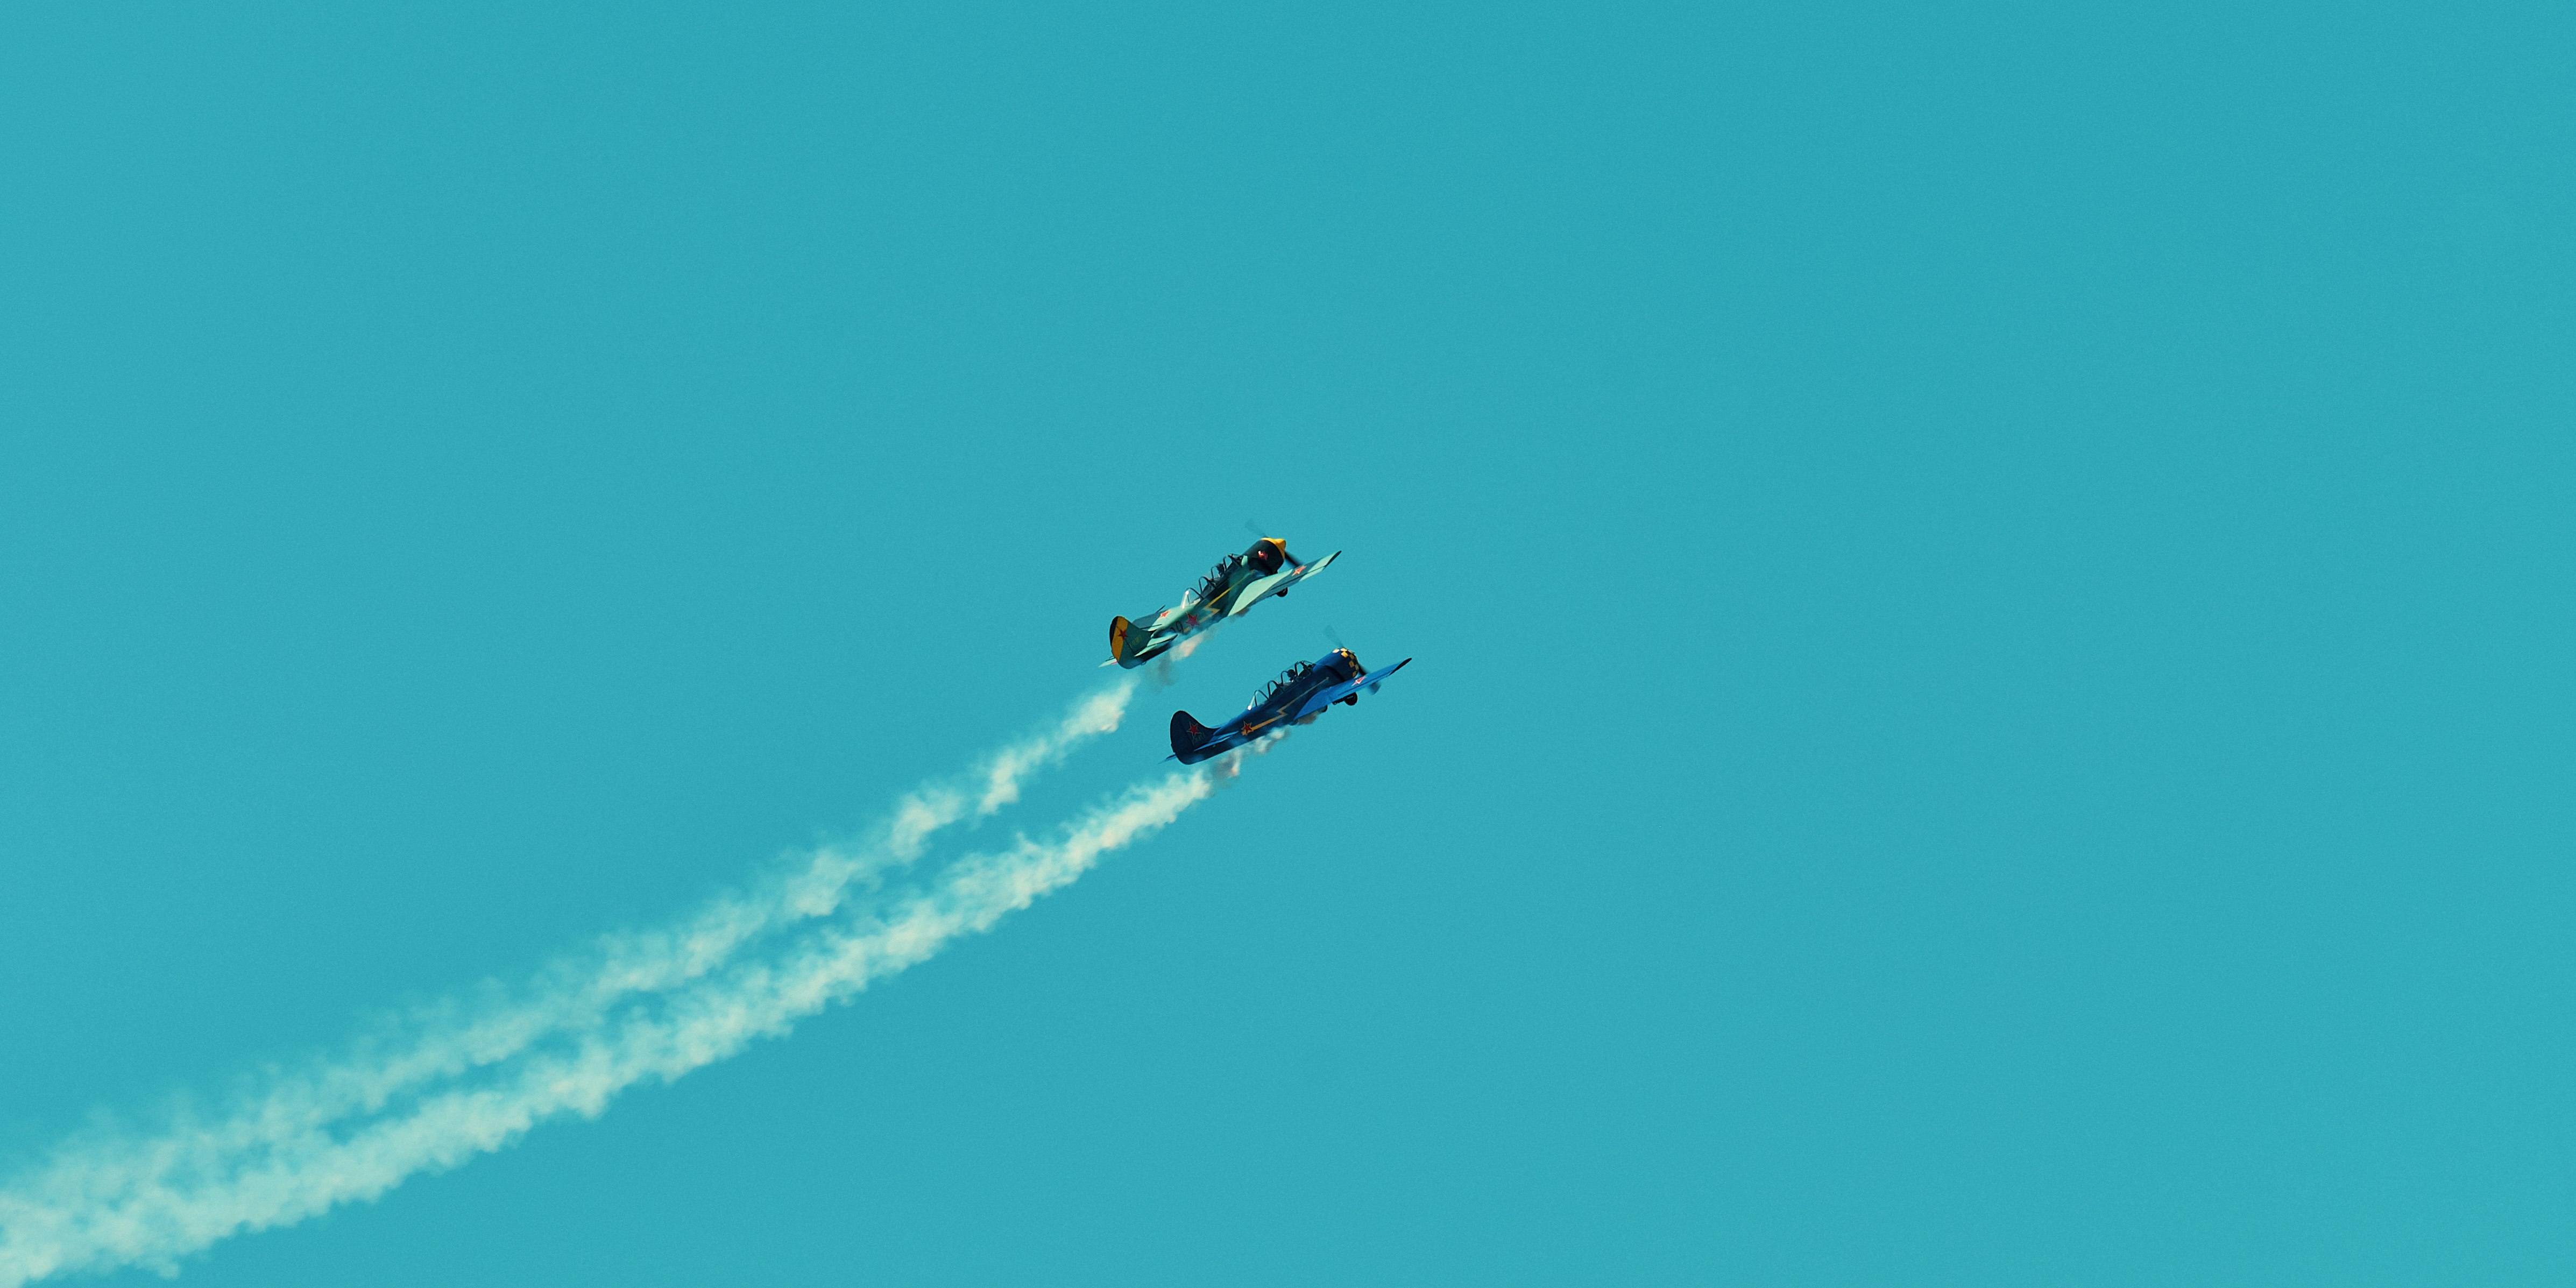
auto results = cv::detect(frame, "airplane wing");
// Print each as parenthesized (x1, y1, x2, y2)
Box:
(1225, 549, 1341, 618)
(1353, 656, 1410, 691)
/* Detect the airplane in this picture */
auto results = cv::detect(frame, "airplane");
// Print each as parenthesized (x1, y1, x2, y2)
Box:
(1107, 537, 1341, 668)
(1169, 648, 1410, 764)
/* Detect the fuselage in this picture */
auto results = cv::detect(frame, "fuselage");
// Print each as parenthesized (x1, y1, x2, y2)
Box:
(1229, 648, 1363, 739)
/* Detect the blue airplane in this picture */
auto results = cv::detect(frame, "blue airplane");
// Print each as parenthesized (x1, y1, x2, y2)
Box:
(1169, 648, 1411, 764)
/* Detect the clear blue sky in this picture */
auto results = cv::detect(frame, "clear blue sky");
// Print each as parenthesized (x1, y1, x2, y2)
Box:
(3, 3, 2570, 1284)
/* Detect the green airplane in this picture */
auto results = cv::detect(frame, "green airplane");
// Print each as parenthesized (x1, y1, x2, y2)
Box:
(1107, 537, 1341, 668)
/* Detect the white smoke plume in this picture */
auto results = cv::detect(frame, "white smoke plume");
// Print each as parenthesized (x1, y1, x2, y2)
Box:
(0, 679, 1185, 1286)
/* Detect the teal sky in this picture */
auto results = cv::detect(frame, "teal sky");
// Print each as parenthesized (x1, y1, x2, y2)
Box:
(3, 3, 2571, 1284)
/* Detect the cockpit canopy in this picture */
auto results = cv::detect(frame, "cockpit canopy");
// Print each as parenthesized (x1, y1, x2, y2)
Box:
(1252, 650, 1363, 707)
(1193, 554, 1244, 602)
(1256, 661, 1314, 705)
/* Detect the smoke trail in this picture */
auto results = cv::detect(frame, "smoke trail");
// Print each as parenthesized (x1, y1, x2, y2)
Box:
(0, 679, 1152, 1285)
(0, 767, 1218, 1283)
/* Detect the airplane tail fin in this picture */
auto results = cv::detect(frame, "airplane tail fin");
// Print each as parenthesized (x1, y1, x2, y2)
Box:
(1110, 615, 1155, 668)
(1169, 711, 1217, 763)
